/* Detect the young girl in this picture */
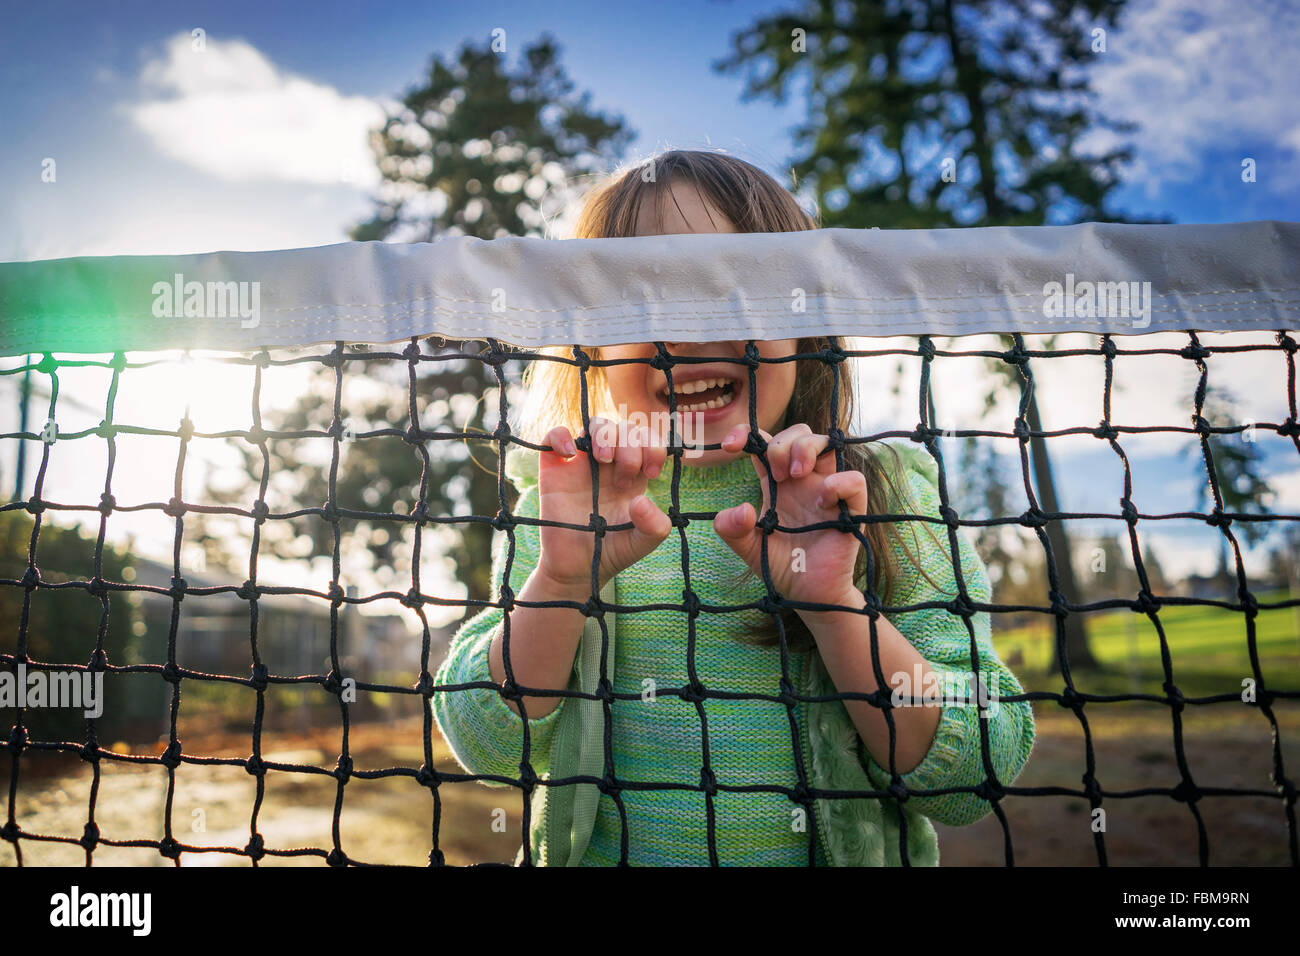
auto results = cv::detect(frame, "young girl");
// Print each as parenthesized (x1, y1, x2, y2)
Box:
(434, 149, 1035, 866)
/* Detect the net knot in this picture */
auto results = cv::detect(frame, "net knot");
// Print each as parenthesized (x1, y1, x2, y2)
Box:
(572, 347, 593, 371)
(1099, 337, 1118, 358)
(947, 593, 977, 618)
(20, 566, 39, 590)
(648, 349, 672, 372)
(778, 676, 797, 707)
(1278, 418, 1300, 438)
(1120, 497, 1139, 525)
(1169, 779, 1200, 805)
(1018, 507, 1047, 529)
(826, 426, 845, 451)
(244, 424, 266, 445)
(251, 500, 270, 522)
(416, 763, 439, 787)
(491, 510, 516, 531)
(580, 594, 604, 618)
(596, 777, 620, 797)
(36, 353, 58, 374)
(1179, 342, 1211, 361)
(1277, 331, 1298, 353)
(414, 671, 436, 697)
(756, 507, 780, 533)
(937, 505, 960, 530)
(169, 575, 187, 599)
(974, 778, 1005, 803)
(236, 579, 258, 601)
(743, 341, 762, 368)
(668, 505, 688, 529)
(1162, 681, 1185, 709)
(334, 755, 353, 782)
(758, 593, 783, 615)
(1048, 589, 1070, 618)
(175, 417, 194, 442)
(821, 341, 847, 365)
(402, 587, 424, 609)
(24, 498, 45, 516)
(587, 512, 607, 536)
(98, 492, 116, 515)
(160, 739, 183, 770)
(320, 349, 344, 369)
(245, 754, 265, 776)
(244, 834, 265, 861)
(1191, 413, 1211, 435)
(7, 724, 28, 755)
(326, 849, 347, 867)
(834, 508, 858, 535)
(404, 424, 424, 444)
(496, 585, 514, 613)
(1092, 422, 1118, 441)
(917, 337, 936, 361)
(249, 663, 269, 692)
(789, 781, 812, 805)
(0, 822, 18, 844)
(1205, 508, 1231, 529)
(89, 648, 109, 671)
(1056, 686, 1085, 711)
(1238, 590, 1258, 618)
(1001, 343, 1029, 366)
(409, 499, 429, 523)
(1012, 418, 1031, 441)
(596, 676, 614, 701)
(679, 679, 707, 704)
(163, 496, 187, 517)
(680, 588, 701, 618)
(742, 430, 767, 456)
(480, 346, 508, 368)
(161, 661, 182, 684)
(887, 780, 910, 802)
(1134, 590, 1161, 615)
(110, 351, 128, 372)
(401, 341, 422, 361)
(80, 822, 100, 852)
(327, 582, 346, 605)
(86, 576, 107, 598)
(323, 669, 344, 695)
(699, 767, 718, 796)
(96, 421, 116, 439)
(79, 741, 100, 763)
(515, 764, 539, 791)
(157, 836, 182, 860)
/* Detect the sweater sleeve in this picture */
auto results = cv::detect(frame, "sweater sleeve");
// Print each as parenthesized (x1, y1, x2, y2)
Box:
(432, 473, 569, 787)
(858, 461, 1036, 827)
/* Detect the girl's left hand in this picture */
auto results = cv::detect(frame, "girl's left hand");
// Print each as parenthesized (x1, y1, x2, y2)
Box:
(713, 423, 868, 610)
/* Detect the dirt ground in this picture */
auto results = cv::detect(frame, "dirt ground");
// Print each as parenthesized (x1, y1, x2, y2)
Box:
(2, 700, 1296, 867)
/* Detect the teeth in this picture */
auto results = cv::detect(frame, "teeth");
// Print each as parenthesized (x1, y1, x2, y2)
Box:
(670, 377, 729, 396)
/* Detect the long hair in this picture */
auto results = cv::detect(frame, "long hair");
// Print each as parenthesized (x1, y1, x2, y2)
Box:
(515, 149, 938, 651)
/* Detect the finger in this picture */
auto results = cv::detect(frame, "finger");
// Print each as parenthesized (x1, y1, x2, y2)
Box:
(713, 501, 762, 568)
(628, 493, 672, 546)
(815, 469, 869, 515)
(764, 423, 813, 482)
(545, 425, 578, 459)
(788, 432, 830, 478)
(612, 427, 644, 489)
(640, 425, 667, 479)
(585, 417, 616, 463)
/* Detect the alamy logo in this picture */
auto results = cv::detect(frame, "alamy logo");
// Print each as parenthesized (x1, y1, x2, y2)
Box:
(152, 272, 261, 328)
(1041, 274, 1152, 328)
(49, 886, 151, 936)
(0, 664, 103, 718)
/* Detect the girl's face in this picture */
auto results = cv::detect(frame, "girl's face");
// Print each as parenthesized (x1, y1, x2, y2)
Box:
(598, 180, 798, 467)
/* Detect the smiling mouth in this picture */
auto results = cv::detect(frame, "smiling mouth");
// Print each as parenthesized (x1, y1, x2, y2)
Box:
(657, 376, 740, 412)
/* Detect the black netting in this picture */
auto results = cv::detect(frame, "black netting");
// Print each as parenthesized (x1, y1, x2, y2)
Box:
(1, 331, 1297, 866)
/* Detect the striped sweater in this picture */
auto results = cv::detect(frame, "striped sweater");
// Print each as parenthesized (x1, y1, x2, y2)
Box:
(433, 442, 1035, 865)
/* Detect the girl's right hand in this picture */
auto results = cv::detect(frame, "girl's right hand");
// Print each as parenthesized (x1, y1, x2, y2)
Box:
(535, 417, 673, 595)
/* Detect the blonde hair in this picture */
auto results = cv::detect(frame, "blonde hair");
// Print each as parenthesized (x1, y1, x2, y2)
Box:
(512, 149, 935, 650)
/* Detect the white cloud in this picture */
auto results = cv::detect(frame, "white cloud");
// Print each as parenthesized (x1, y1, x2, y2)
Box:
(1083, 0, 1300, 194)
(126, 33, 387, 186)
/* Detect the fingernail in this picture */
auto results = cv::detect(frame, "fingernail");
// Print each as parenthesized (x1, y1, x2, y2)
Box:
(791, 460, 803, 476)
(563, 438, 576, 456)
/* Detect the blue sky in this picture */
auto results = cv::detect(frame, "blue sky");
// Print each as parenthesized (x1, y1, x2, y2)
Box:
(2, 0, 1298, 261)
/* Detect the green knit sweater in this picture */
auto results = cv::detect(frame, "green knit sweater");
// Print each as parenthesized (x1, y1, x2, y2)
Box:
(433, 442, 1035, 865)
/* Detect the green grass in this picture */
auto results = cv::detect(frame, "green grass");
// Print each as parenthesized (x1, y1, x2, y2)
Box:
(993, 589, 1300, 699)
